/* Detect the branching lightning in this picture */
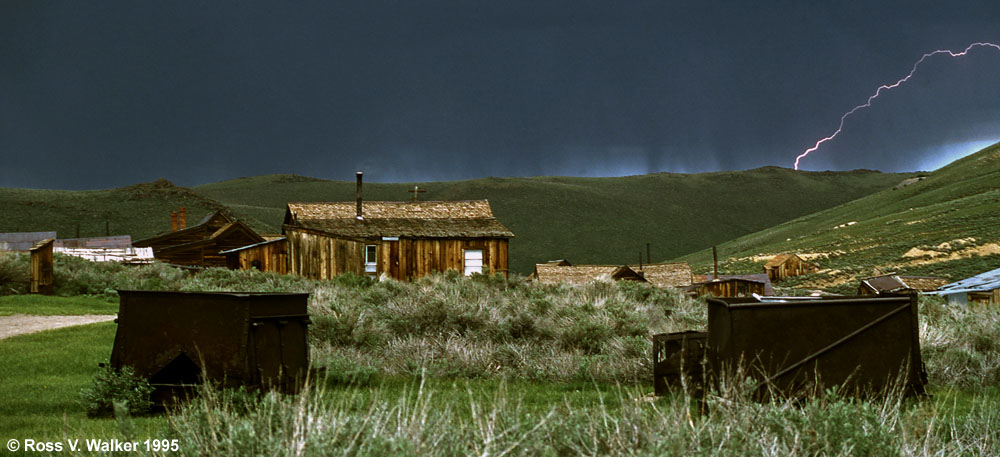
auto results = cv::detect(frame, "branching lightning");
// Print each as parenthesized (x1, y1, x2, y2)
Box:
(793, 42, 1000, 170)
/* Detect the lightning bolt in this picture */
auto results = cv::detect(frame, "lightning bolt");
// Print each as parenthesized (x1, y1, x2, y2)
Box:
(793, 42, 1000, 170)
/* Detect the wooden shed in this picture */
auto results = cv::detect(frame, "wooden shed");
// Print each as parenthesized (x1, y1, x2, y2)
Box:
(531, 264, 647, 285)
(628, 262, 694, 288)
(858, 274, 949, 296)
(222, 237, 290, 274)
(29, 238, 54, 294)
(134, 212, 264, 267)
(764, 254, 819, 281)
(694, 273, 775, 296)
(684, 277, 766, 298)
(283, 182, 514, 280)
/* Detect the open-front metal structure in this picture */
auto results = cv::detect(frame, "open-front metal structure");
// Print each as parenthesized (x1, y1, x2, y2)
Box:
(110, 290, 310, 402)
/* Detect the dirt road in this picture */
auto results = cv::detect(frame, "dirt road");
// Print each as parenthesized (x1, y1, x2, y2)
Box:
(0, 314, 116, 340)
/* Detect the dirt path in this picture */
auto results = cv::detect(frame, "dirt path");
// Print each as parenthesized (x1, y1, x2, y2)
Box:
(0, 314, 116, 340)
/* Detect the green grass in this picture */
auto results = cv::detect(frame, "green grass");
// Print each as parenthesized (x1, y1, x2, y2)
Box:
(0, 322, 169, 441)
(0, 295, 117, 316)
(679, 141, 1000, 286)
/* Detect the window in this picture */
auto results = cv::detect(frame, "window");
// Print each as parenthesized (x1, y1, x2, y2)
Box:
(365, 245, 377, 274)
(463, 249, 484, 276)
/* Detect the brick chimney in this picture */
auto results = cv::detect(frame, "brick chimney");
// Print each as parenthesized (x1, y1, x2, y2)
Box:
(171, 211, 178, 232)
(179, 207, 187, 229)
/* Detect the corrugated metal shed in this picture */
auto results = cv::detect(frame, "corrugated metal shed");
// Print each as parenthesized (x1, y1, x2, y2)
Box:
(0, 232, 58, 251)
(928, 267, 1000, 305)
(54, 236, 133, 249)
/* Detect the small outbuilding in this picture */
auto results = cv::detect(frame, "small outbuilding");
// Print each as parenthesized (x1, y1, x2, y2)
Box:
(764, 253, 819, 281)
(222, 237, 290, 274)
(929, 267, 1000, 305)
(29, 238, 55, 294)
(858, 274, 949, 296)
(684, 276, 766, 298)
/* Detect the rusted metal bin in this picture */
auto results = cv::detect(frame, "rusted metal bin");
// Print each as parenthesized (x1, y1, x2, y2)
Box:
(707, 293, 925, 397)
(111, 290, 311, 402)
(653, 331, 708, 395)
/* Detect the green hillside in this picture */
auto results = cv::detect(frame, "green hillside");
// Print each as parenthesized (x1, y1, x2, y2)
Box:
(678, 141, 1000, 291)
(0, 179, 269, 241)
(194, 168, 913, 274)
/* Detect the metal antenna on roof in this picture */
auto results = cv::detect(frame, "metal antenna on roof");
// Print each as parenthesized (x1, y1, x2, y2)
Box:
(408, 185, 425, 202)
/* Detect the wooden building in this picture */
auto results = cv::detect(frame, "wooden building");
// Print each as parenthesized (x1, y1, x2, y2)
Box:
(627, 262, 694, 288)
(283, 190, 514, 280)
(29, 238, 54, 294)
(764, 254, 819, 281)
(531, 264, 646, 285)
(858, 274, 949, 296)
(134, 211, 264, 267)
(684, 277, 765, 298)
(222, 237, 290, 274)
(694, 273, 775, 296)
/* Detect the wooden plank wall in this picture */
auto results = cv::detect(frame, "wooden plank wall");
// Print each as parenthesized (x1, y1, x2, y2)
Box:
(229, 240, 290, 274)
(286, 230, 364, 279)
(29, 239, 54, 294)
(286, 229, 508, 280)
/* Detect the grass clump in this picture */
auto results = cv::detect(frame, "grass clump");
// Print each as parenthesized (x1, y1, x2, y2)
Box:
(80, 365, 154, 418)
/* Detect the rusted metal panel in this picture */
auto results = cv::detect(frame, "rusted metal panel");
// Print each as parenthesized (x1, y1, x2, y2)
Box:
(653, 331, 709, 395)
(707, 294, 925, 397)
(110, 290, 310, 402)
(29, 239, 54, 294)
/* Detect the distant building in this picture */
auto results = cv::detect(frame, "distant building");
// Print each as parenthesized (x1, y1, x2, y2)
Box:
(0, 231, 57, 251)
(532, 264, 646, 285)
(929, 267, 1000, 305)
(687, 273, 774, 297)
(858, 274, 949, 296)
(628, 262, 694, 288)
(134, 211, 264, 267)
(764, 254, 819, 281)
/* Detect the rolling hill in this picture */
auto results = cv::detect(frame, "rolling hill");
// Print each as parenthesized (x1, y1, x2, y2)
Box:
(192, 168, 913, 274)
(1, 168, 914, 275)
(678, 141, 1000, 291)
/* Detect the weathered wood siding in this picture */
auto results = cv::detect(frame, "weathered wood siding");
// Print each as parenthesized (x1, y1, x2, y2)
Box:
(286, 228, 508, 280)
(228, 240, 290, 274)
(29, 239, 54, 295)
(286, 229, 365, 279)
(693, 279, 764, 298)
(766, 255, 819, 281)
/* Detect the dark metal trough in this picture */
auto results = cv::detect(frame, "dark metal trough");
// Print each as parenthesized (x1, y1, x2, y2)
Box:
(707, 293, 926, 397)
(652, 331, 708, 395)
(110, 290, 311, 402)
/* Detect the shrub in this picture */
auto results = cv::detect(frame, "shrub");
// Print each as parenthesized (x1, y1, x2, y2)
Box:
(0, 252, 29, 294)
(80, 366, 155, 418)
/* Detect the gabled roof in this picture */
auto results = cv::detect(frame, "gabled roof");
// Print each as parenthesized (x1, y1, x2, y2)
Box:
(627, 262, 693, 288)
(764, 253, 805, 268)
(284, 200, 514, 238)
(533, 264, 646, 285)
(134, 211, 234, 246)
(931, 267, 1000, 294)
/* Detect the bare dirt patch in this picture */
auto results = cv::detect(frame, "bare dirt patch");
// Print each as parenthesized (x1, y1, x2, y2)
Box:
(0, 314, 115, 340)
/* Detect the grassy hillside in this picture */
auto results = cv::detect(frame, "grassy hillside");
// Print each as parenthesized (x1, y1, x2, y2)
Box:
(194, 168, 913, 274)
(0, 179, 271, 241)
(678, 141, 1000, 290)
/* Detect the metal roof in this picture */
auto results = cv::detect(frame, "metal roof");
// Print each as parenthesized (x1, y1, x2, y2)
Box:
(928, 266, 1000, 295)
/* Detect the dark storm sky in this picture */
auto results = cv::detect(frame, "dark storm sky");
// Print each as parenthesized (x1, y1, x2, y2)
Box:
(2, 1, 1000, 189)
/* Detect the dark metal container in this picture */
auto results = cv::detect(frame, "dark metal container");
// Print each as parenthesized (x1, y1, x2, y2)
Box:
(653, 331, 709, 395)
(110, 290, 311, 402)
(707, 293, 925, 397)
